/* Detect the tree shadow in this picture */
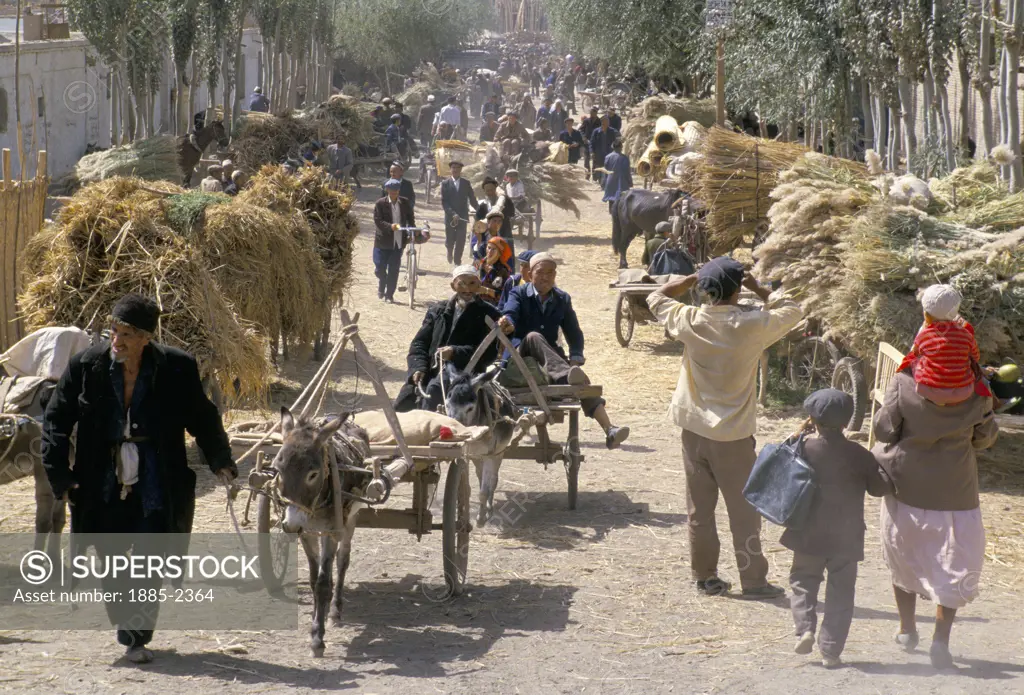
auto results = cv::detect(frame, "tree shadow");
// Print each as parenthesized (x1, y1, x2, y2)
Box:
(480, 490, 688, 550)
(977, 417, 1024, 495)
(116, 649, 361, 691)
(0, 634, 44, 645)
(335, 575, 576, 678)
(532, 233, 610, 249)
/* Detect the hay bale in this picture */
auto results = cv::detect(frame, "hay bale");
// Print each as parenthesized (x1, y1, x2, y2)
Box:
(622, 96, 716, 161)
(929, 161, 1004, 210)
(396, 81, 437, 114)
(70, 136, 181, 192)
(17, 178, 270, 401)
(239, 166, 359, 303)
(698, 127, 865, 254)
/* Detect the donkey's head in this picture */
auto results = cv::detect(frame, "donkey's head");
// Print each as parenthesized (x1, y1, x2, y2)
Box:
(273, 407, 351, 513)
(443, 363, 502, 427)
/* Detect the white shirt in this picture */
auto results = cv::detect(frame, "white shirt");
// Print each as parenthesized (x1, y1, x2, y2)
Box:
(506, 181, 525, 199)
(390, 200, 403, 248)
(439, 104, 462, 126)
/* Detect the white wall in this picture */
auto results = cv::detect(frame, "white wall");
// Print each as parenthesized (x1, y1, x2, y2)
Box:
(0, 29, 264, 178)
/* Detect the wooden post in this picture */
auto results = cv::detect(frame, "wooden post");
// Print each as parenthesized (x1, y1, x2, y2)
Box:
(338, 309, 415, 467)
(716, 37, 726, 127)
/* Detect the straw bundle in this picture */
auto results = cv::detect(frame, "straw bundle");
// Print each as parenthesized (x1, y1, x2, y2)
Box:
(754, 153, 875, 317)
(698, 127, 865, 254)
(462, 145, 590, 217)
(65, 136, 181, 193)
(546, 141, 570, 164)
(232, 96, 375, 171)
(17, 178, 270, 400)
(239, 166, 359, 303)
(929, 161, 1004, 210)
(945, 193, 1024, 232)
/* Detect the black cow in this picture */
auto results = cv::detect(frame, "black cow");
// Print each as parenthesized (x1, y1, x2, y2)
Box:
(611, 188, 686, 268)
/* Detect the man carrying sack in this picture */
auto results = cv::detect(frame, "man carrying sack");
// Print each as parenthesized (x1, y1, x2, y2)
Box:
(647, 258, 803, 598)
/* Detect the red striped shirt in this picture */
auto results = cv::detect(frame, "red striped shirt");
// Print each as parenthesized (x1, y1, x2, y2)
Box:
(897, 320, 979, 389)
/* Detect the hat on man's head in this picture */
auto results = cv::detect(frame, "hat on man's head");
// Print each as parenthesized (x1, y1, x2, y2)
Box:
(391, 160, 405, 170)
(452, 265, 478, 281)
(485, 209, 505, 220)
(506, 169, 519, 177)
(449, 160, 464, 168)
(804, 388, 853, 430)
(482, 176, 499, 187)
(530, 252, 557, 269)
(384, 178, 402, 190)
(517, 249, 538, 265)
(697, 256, 744, 302)
(920, 284, 961, 321)
(655, 221, 672, 235)
(390, 113, 402, 122)
(427, 94, 436, 102)
(111, 293, 160, 334)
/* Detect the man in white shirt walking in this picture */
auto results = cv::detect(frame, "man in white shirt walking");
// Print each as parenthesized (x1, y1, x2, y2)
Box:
(437, 96, 462, 140)
(647, 257, 803, 599)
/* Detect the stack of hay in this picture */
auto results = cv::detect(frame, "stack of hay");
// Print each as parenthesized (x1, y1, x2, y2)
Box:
(754, 153, 874, 317)
(636, 116, 706, 181)
(463, 144, 590, 218)
(696, 127, 865, 254)
(18, 178, 270, 400)
(59, 136, 181, 194)
(621, 95, 716, 161)
(929, 161, 1024, 232)
(232, 96, 375, 172)
(239, 166, 359, 305)
(397, 67, 446, 113)
(755, 156, 1024, 363)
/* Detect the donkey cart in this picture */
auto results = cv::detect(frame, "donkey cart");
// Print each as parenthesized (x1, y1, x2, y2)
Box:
(230, 311, 474, 602)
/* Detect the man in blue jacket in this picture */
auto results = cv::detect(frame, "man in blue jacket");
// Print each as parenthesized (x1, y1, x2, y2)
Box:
(498, 253, 630, 449)
(589, 115, 621, 184)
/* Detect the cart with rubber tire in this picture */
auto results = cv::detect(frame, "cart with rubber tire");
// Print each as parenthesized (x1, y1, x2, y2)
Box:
(610, 282, 660, 348)
(233, 310, 473, 599)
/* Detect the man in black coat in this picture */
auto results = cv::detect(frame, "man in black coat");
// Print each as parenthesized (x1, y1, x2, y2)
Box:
(42, 294, 236, 664)
(440, 161, 479, 265)
(373, 179, 423, 302)
(394, 266, 502, 412)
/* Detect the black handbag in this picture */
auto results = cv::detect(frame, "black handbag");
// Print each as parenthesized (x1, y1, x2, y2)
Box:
(743, 432, 818, 530)
(648, 241, 696, 277)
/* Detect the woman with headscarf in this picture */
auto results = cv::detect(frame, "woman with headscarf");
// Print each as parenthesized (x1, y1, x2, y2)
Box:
(872, 351, 999, 668)
(519, 94, 537, 129)
(477, 230, 512, 306)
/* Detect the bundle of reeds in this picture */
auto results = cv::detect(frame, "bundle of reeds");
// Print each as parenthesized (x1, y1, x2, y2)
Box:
(929, 161, 1004, 210)
(462, 145, 591, 216)
(944, 192, 1024, 232)
(239, 166, 359, 303)
(395, 82, 436, 114)
(698, 127, 865, 254)
(754, 153, 875, 317)
(67, 136, 181, 192)
(300, 95, 376, 147)
(17, 178, 270, 400)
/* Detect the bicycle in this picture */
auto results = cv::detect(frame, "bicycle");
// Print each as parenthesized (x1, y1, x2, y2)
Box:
(397, 223, 431, 308)
(421, 149, 439, 204)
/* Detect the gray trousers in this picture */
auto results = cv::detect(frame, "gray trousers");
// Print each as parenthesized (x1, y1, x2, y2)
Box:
(681, 431, 768, 590)
(444, 212, 469, 264)
(789, 552, 858, 658)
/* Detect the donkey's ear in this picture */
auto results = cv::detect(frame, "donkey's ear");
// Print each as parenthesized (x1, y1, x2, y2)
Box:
(314, 414, 347, 447)
(470, 368, 500, 388)
(280, 407, 295, 435)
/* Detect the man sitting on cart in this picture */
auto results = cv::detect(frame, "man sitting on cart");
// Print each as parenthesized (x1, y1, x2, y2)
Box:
(498, 253, 630, 450)
(394, 265, 503, 413)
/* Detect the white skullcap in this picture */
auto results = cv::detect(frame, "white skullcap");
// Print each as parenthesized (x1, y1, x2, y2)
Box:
(921, 284, 961, 321)
(452, 264, 478, 281)
(427, 94, 436, 102)
(530, 252, 557, 269)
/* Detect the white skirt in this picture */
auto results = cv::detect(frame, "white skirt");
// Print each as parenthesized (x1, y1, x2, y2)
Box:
(879, 496, 985, 609)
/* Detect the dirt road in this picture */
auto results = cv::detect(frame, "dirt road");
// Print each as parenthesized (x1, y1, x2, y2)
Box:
(2, 148, 1023, 695)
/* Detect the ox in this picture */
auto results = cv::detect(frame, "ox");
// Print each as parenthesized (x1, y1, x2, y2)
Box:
(442, 363, 518, 526)
(273, 408, 372, 657)
(611, 188, 687, 268)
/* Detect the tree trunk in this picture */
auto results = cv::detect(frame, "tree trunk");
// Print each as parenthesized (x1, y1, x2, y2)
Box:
(979, 1, 996, 157)
(187, 58, 198, 133)
(957, 49, 972, 157)
(922, 68, 936, 143)
(888, 103, 901, 172)
(860, 79, 874, 155)
(1005, 0, 1023, 190)
(897, 73, 917, 174)
(110, 71, 118, 144)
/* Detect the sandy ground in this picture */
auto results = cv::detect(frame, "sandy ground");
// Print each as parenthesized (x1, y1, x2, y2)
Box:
(2, 125, 1024, 695)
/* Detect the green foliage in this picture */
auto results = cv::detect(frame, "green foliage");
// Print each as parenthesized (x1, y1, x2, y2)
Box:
(335, 0, 495, 74)
(166, 191, 230, 235)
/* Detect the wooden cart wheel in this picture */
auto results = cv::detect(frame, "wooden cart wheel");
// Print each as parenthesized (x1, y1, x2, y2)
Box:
(614, 293, 635, 347)
(566, 410, 581, 510)
(257, 491, 291, 593)
(831, 356, 868, 432)
(787, 336, 840, 394)
(442, 458, 471, 597)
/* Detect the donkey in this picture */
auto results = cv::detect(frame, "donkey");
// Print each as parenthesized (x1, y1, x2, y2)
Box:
(178, 119, 230, 186)
(272, 407, 371, 657)
(442, 363, 518, 526)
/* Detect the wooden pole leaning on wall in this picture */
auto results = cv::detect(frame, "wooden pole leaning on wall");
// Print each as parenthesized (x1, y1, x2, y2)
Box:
(1, 148, 11, 353)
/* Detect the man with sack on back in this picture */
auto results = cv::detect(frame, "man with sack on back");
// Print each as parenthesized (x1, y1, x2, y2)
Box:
(647, 257, 802, 599)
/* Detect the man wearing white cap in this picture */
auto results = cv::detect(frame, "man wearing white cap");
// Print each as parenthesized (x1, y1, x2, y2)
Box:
(499, 253, 630, 449)
(394, 265, 502, 412)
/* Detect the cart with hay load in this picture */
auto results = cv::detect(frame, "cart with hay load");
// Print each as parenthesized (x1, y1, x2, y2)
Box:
(233, 312, 474, 599)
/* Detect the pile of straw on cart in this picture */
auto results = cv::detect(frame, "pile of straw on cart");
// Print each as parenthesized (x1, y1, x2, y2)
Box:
(232, 95, 376, 171)
(56, 136, 181, 194)
(18, 166, 361, 401)
(754, 153, 1024, 364)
